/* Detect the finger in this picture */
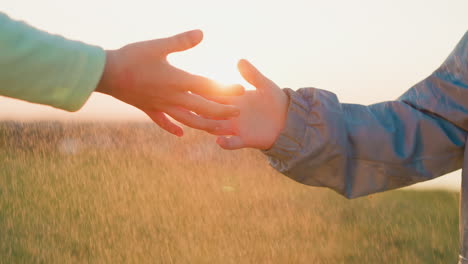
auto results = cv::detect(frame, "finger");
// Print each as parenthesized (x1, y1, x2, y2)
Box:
(177, 93, 240, 119)
(145, 111, 184, 137)
(216, 136, 245, 150)
(168, 67, 244, 96)
(196, 95, 236, 120)
(179, 73, 244, 96)
(201, 95, 234, 105)
(160, 29, 204, 54)
(198, 94, 238, 109)
(237, 59, 272, 90)
(166, 108, 235, 135)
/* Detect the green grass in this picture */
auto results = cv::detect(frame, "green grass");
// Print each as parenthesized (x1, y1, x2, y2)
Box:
(0, 121, 460, 263)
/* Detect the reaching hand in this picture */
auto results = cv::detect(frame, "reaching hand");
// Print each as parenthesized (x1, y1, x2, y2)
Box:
(215, 59, 289, 150)
(95, 30, 244, 137)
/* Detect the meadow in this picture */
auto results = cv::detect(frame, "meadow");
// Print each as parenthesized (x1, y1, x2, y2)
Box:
(0, 121, 460, 263)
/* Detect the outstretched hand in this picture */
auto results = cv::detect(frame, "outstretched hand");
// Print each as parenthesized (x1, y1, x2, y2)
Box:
(215, 59, 289, 150)
(95, 30, 244, 136)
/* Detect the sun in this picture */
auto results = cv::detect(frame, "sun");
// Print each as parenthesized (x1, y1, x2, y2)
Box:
(169, 53, 254, 91)
(196, 57, 254, 91)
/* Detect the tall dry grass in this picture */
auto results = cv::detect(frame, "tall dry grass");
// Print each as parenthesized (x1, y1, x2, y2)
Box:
(0, 121, 460, 263)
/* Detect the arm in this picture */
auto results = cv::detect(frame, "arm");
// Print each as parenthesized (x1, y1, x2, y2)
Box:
(0, 12, 105, 111)
(0, 13, 244, 136)
(400, 31, 468, 130)
(216, 31, 468, 198)
(264, 88, 466, 198)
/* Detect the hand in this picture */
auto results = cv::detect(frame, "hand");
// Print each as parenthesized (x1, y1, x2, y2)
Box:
(95, 30, 244, 137)
(215, 59, 289, 150)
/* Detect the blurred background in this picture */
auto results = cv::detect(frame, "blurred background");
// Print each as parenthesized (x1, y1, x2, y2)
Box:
(1, 0, 468, 262)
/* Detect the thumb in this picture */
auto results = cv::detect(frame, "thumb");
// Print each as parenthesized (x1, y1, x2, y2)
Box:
(160, 29, 203, 54)
(237, 59, 271, 91)
(216, 136, 245, 150)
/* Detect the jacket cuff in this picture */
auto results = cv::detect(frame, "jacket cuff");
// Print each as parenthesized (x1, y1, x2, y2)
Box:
(58, 44, 106, 112)
(262, 88, 309, 171)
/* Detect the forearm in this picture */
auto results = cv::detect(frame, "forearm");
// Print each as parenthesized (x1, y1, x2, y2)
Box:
(0, 13, 105, 111)
(264, 88, 466, 198)
(264, 31, 468, 199)
(400, 31, 468, 130)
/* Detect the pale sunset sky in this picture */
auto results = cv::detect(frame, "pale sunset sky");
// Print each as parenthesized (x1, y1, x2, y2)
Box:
(1, 0, 468, 189)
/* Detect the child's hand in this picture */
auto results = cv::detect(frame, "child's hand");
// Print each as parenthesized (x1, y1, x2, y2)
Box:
(215, 59, 289, 150)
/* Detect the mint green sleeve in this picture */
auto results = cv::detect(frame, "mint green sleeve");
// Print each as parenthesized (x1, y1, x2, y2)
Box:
(0, 12, 106, 111)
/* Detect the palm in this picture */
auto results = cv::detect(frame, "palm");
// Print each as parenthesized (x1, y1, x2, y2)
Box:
(97, 30, 244, 137)
(217, 60, 288, 150)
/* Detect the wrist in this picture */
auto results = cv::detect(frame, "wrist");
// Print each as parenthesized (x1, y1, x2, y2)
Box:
(269, 89, 289, 148)
(95, 50, 119, 96)
(262, 89, 290, 150)
(277, 89, 289, 132)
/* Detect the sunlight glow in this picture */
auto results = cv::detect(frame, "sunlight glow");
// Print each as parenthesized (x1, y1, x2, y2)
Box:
(200, 61, 253, 91)
(169, 54, 254, 91)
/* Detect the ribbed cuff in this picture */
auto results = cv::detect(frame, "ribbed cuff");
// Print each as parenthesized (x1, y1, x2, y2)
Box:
(58, 44, 106, 112)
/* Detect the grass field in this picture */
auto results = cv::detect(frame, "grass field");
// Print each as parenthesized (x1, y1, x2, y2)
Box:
(0, 121, 460, 263)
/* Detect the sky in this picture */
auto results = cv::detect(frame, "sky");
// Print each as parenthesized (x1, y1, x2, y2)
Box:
(1, 0, 468, 189)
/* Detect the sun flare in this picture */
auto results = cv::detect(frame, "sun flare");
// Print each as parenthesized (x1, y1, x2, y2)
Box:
(170, 54, 254, 91)
(196, 57, 254, 91)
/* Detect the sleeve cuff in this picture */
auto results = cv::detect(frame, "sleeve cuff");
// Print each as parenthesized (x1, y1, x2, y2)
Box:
(57, 44, 106, 112)
(262, 88, 310, 172)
